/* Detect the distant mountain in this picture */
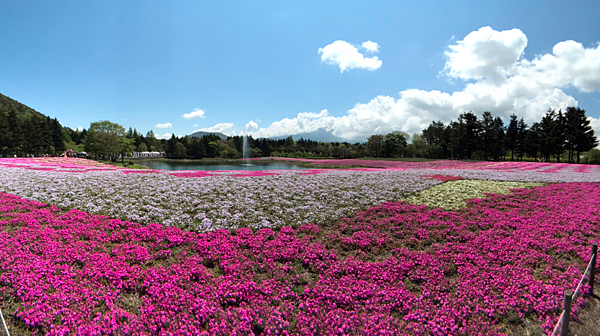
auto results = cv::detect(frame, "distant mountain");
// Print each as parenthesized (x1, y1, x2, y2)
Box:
(268, 128, 364, 143)
(0, 93, 45, 119)
(190, 131, 228, 140)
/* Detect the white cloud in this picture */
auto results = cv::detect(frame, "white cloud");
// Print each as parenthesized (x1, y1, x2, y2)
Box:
(155, 132, 174, 140)
(248, 27, 600, 140)
(155, 122, 172, 129)
(193, 123, 198, 127)
(251, 110, 337, 139)
(516, 40, 600, 93)
(319, 40, 382, 72)
(183, 108, 206, 119)
(361, 41, 380, 53)
(75, 126, 83, 132)
(244, 120, 258, 133)
(443, 26, 528, 84)
(194, 123, 236, 136)
(590, 117, 600, 137)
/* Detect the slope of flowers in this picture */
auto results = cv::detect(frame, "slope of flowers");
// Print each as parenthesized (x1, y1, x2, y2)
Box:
(4, 157, 600, 178)
(2, 158, 600, 233)
(0, 168, 440, 231)
(0, 157, 120, 171)
(277, 158, 600, 175)
(0, 183, 598, 335)
(406, 180, 545, 210)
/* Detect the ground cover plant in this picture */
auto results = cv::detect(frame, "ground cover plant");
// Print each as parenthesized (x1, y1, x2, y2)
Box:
(1, 157, 600, 335)
(0, 182, 598, 335)
(406, 180, 545, 210)
(1, 158, 600, 233)
(0, 167, 441, 231)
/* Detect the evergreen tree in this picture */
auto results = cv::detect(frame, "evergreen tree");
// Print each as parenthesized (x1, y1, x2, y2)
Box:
(51, 118, 65, 155)
(504, 114, 519, 160)
(515, 118, 528, 160)
(538, 109, 565, 162)
(446, 121, 463, 159)
(7, 110, 22, 155)
(0, 112, 9, 156)
(525, 123, 541, 160)
(458, 112, 480, 159)
(565, 106, 598, 163)
(491, 116, 505, 160)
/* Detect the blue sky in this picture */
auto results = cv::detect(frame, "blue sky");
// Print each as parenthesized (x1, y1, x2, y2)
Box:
(1, 0, 599, 141)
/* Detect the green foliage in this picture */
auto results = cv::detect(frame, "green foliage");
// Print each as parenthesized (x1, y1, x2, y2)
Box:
(0, 93, 44, 119)
(0, 94, 66, 156)
(586, 149, 600, 164)
(367, 134, 385, 157)
(564, 106, 598, 163)
(384, 131, 408, 158)
(418, 106, 596, 163)
(207, 141, 219, 158)
(85, 121, 125, 160)
(65, 141, 85, 153)
(2, 92, 597, 164)
(118, 137, 136, 163)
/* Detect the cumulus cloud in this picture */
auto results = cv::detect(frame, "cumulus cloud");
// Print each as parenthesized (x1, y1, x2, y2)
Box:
(244, 121, 258, 133)
(590, 117, 600, 136)
(195, 123, 236, 135)
(516, 40, 600, 93)
(443, 26, 527, 84)
(248, 27, 600, 140)
(183, 108, 206, 119)
(361, 41, 380, 53)
(319, 40, 382, 72)
(155, 132, 174, 140)
(251, 110, 337, 139)
(155, 122, 172, 129)
(193, 123, 198, 128)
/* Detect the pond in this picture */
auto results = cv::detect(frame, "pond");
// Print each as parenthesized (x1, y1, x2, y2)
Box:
(137, 160, 313, 171)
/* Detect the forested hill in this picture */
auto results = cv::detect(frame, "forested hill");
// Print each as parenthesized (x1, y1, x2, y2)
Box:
(0, 93, 67, 156)
(0, 93, 45, 119)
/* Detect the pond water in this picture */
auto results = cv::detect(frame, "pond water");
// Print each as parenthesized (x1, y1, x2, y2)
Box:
(137, 160, 313, 171)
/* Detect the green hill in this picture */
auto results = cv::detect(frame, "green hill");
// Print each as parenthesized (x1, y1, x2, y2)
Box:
(0, 93, 45, 119)
(0, 93, 67, 156)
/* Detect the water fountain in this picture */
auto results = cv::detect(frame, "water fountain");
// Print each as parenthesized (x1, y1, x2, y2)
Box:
(240, 130, 253, 167)
(240, 121, 257, 167)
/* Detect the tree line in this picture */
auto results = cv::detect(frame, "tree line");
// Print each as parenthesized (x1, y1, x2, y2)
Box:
(419, 107, 597, 163)
(1, 94, 598, 164)
(114, 106, 596, 163)
(0, 110, 66, 157)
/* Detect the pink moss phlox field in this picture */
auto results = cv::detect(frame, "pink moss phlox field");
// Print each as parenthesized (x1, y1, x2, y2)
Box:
(4, 158, 600, 181)
(419, 174, 464, 182)
(274, 158, 600, 174)
(0, 183, 599, 335)
(0, 157, 120, 170)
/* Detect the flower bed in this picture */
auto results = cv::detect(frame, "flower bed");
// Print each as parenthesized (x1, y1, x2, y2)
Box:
(0, 182, 598, 335)
(0, 168, 441, 231)
(275, 158, 600, 174)
(407, 180, 544, 210)
(4, 158, 600, 177)
(1, 157, 600, 233)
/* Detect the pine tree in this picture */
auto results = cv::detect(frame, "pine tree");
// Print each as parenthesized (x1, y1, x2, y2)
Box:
(51, 118, 65, 154)
(0, 112, 9, 156)
(515, 118, 528, 160)
(565, 106, 598, 162)
(504, 114, 519, 160)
